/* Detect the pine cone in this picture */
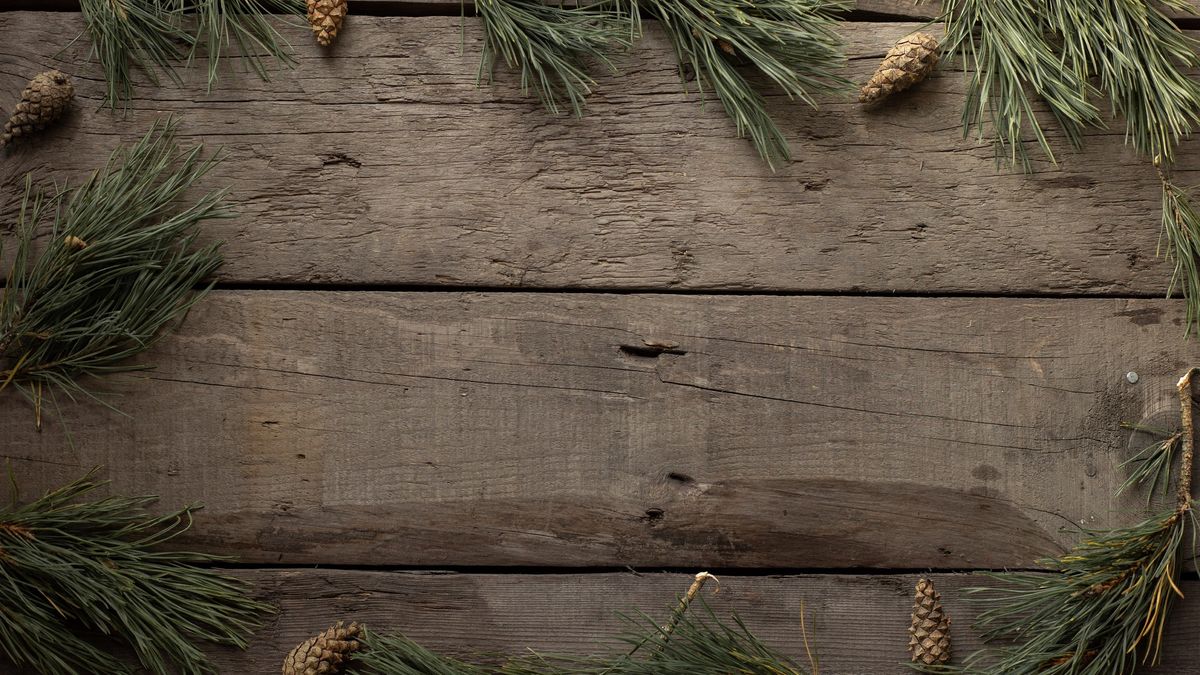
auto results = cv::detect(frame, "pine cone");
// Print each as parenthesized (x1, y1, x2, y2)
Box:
(2, 70, 74, 148)
(307, 0, 348, 47)
(908, 578, 951, 665)
(859, 32, 938, 105)
(283, 621, 362, 675)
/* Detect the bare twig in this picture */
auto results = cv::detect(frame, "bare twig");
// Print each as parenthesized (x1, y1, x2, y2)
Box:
(1177, 367, 1197, 513)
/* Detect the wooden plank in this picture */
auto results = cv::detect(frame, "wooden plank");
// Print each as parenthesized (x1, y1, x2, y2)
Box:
(202, 570, 1200, 673)
(2, 291, 1197, 567)
(0, 13, 1190, 293)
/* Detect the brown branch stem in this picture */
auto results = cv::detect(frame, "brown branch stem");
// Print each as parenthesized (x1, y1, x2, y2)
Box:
(661, 571, 719, 640)
(1176, 368, 1197, 513)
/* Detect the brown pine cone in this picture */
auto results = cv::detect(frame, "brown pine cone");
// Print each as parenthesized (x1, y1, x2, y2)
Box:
(282, 621, 362, 675)
(859, 32, 939, 105)
(2, 70, 74, 148)
(908, 578, 951, 665)
(307, 0, 348, 47)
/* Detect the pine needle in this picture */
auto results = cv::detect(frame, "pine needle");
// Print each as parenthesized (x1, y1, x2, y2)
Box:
(0, 119, 225, 426)
(631, 0, 850, 169)
(476, 0, 630, 117)
(0, 470, 274, 675)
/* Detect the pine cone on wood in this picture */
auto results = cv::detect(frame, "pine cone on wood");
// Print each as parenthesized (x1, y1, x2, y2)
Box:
(307, 0, 348, 47)
(908, 578, 951, 666)
(859, 32, 939, 105)
(2, 70, 74, 148)
(283, 621, 362, 675)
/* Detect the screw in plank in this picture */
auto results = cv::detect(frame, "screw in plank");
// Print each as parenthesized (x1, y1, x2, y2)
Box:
(1126, 371, 1140, 384)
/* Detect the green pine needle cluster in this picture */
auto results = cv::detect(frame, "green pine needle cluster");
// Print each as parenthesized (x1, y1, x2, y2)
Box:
(344, 586, 808, 674)
(941, 0, 1200, 169)
(0, 470, 273, 675)
(477, 0, 630, 117)
(1160, 172, 1200, 338)
(473, 0, 849, 166)
(633, 0, 850, 169)
(1120, 423, 1183, 501)
(79, 0, 303, 106)
(924, 371, 1200, 674)
(0, 119, 225, 427)
(954, 508, 1190, 674)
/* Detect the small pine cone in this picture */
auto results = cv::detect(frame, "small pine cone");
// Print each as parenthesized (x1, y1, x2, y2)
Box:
(307, 0, 348, 47)
(283, 621, 362, 675)
(908, 578, 951, 666)
(859, 32, 938, 105)
(2, 70, 74, 148)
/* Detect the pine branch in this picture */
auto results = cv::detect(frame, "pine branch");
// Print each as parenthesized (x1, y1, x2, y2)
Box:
(0, 470, 274, 675)
(306, 573, 810, 674)
(0, 119, 225, 428)
(190, 0, 304, 89)
(940, 0, 1100, 169)
(476, 0, 630, 117)
(632, 0, 850, 169)
(350, 629, 486, 675)
(1158, 166, 1200, 338)
(1118, 424, 1183, 504)
(940, 0, 1200, 168)
(79, 0, 302, 106)
(937, 369, 1199, 674)
(80, 0, 193, 106)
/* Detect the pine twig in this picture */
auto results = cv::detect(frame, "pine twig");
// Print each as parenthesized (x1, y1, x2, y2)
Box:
(945, 369, 1199, 674)
(79, 0, 303, 106)
(659, 571, 718, 641)
(632, 0, 850, 169)
(337, 572, 807, 674)
(1176, 367, 1197, 513)
(0, 469, 274, 675)
(940, 0, 1200, 168)
(1155, 161, 1200, 337)
(0, 119, 226, 427)
(476, 0, 628, 117)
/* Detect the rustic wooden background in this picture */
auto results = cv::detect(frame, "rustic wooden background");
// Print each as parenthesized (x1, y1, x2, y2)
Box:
(4, 2, 1200, 672)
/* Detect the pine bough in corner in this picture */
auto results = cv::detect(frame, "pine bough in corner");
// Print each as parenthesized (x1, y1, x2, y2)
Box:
(0, 120, 225, 428)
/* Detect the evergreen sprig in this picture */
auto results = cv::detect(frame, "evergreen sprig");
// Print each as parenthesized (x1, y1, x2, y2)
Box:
(477, 0, 630, 117)
(632, 0, 850, 168)
(941, 0, 1200, 168)
(79, 0, 303, 106)
(335, 573, 809, 674)
(928, 369, 1200, 674)
(80, 0, 192, 105)
(190, 0, 304, 88)
(0, 119, 225, 427)
(0, 470, 274, 675)
(349, 606, 806, 675)
(1159, 168, 1200, 338)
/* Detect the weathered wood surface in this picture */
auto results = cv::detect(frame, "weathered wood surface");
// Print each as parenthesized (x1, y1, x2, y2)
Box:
(1, 12, 1190, 293)
(3, 291, 1196, 567)
(204, 570, 1200, 673)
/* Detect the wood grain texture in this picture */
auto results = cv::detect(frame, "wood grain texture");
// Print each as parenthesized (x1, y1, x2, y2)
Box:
(1, 12, 1192, 293)
(202, 570, 1200, 674)
(2, 291, 1197, 567)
